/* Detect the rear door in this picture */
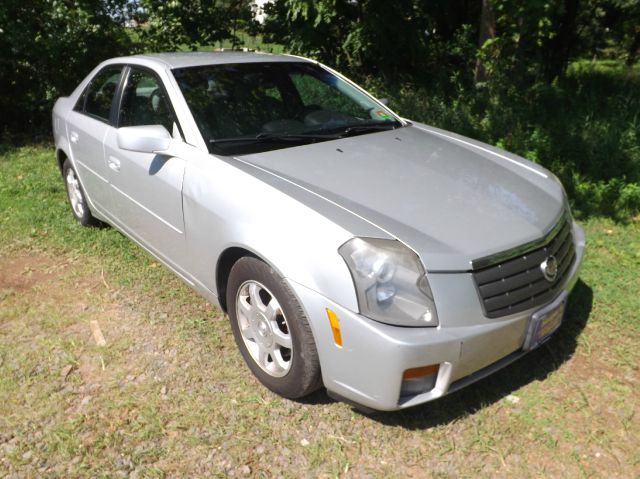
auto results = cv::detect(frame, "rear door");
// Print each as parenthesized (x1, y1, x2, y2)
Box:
(67, 66, 123, 212)
(103, 66, 187, 266)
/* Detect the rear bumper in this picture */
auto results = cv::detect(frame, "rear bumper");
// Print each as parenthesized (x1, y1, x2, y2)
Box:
(287, 222, 585, 411)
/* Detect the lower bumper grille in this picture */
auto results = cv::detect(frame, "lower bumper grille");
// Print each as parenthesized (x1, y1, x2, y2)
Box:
(472, 215, 576, 318)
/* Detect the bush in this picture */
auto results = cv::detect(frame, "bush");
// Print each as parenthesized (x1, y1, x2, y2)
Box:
(366, 62, 640, 219)
(0, 1, 138, 142)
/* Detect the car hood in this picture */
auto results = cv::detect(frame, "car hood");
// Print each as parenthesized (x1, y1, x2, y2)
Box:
(237, 123, 565, 271)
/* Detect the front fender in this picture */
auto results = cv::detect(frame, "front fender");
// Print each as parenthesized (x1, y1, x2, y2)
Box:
(182, 154, 390, 313)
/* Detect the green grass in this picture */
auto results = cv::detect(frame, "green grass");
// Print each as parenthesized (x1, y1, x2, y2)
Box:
(1, 145, 639, 477)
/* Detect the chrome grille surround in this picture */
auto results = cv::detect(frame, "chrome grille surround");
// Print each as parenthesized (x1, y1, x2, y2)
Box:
(472, 213, 576, 318)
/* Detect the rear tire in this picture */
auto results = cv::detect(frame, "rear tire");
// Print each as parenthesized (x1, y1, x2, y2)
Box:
(62, 158, 97, 226)
(226, 256, 322, 399)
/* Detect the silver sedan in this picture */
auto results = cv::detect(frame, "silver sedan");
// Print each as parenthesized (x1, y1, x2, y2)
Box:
(52, 52, 585, 411)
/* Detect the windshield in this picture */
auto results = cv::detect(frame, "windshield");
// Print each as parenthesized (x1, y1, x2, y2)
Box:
(172, 61, 402, 155)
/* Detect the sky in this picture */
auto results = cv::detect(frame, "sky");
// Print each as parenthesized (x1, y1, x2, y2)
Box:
(254, 0, 271, 23)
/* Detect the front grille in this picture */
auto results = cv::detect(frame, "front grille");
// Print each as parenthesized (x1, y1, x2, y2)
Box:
(472, 215, 576, 318)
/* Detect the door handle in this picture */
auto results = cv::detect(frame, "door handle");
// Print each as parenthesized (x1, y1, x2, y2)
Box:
(107, 156, 121, 172)
(70, 131, 79, 144)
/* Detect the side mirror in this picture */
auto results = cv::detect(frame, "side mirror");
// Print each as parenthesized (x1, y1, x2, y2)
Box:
(379, 98, 390, 107)
(117, 125, 172, 154)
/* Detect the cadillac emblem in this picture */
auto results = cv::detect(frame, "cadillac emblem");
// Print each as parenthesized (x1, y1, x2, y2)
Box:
(540, 256, 559, 282)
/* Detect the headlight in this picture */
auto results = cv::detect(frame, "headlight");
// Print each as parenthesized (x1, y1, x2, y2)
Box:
(338, 237, 438, 327)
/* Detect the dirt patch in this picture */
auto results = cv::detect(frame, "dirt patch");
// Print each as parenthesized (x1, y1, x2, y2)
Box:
(0, 254, 52, 293)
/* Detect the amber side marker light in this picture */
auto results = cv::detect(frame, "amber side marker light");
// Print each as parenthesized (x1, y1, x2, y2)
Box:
(326, 308, 343, 347)
(401, 364, 440, 397)
(403, 364, 439, 380)
(400, 364, 440, 397)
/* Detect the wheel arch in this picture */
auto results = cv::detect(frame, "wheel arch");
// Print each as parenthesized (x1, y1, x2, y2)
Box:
(214, 245, 301, 315)
(56, 148, 69, 176)
(216, 246, 258, 313)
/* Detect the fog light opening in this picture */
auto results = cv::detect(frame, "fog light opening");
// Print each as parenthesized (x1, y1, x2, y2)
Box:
(326, 308, 343, 348)
(401, 364, 439, 397)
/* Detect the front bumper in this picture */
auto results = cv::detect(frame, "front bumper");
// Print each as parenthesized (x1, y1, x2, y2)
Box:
(287, 221, 586, 411)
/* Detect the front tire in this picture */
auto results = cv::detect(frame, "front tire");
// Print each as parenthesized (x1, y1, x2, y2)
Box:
(226, 257, 322, 399)
(62, 158, 97, 226)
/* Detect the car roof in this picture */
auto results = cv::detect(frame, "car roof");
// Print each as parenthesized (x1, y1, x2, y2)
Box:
(110, 51, 312, 69)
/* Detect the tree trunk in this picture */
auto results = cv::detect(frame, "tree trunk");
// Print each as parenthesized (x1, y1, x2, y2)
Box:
(543, 0, 580, 81)
(474, 0, 496, 83)
(626, 29, 640, 67)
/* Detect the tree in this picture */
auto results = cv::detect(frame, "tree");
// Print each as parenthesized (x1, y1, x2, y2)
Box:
(0, 0, 257, 139)
(139, 0, 257, 51)
(474, 0, 496, 83)
(2, 0, 638, 141)
(263, 0, 479, 82)
(0, 0, 134, 138)
(606, 0, 640, 67)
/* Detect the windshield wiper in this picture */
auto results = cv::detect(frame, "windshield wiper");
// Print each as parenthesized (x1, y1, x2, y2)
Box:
(314, 121, 400, 138)
(209, 131, 338, 145)
(343, 122, 399, 134)
(209, 122, 400, 146)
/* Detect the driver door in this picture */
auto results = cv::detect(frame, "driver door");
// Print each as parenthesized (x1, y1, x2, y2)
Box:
(103, 66, 187, 267)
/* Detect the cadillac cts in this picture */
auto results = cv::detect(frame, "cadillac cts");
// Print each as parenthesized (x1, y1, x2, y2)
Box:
(52, 52, 585, 411)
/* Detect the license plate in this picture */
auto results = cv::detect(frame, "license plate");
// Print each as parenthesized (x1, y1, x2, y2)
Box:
(523, 293, 567, 351)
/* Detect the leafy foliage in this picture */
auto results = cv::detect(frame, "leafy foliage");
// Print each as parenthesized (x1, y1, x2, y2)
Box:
(139, 0, 257, 51)
(0, 0, 257, 140)
(365, 62, 640, 219)
(263, 0, 480, 83)
(0, 0, 135, 140)
(264, 0, 640, 86)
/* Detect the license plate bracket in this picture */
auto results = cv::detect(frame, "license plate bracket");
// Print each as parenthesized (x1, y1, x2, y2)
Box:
(523, 292, 567, 351)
